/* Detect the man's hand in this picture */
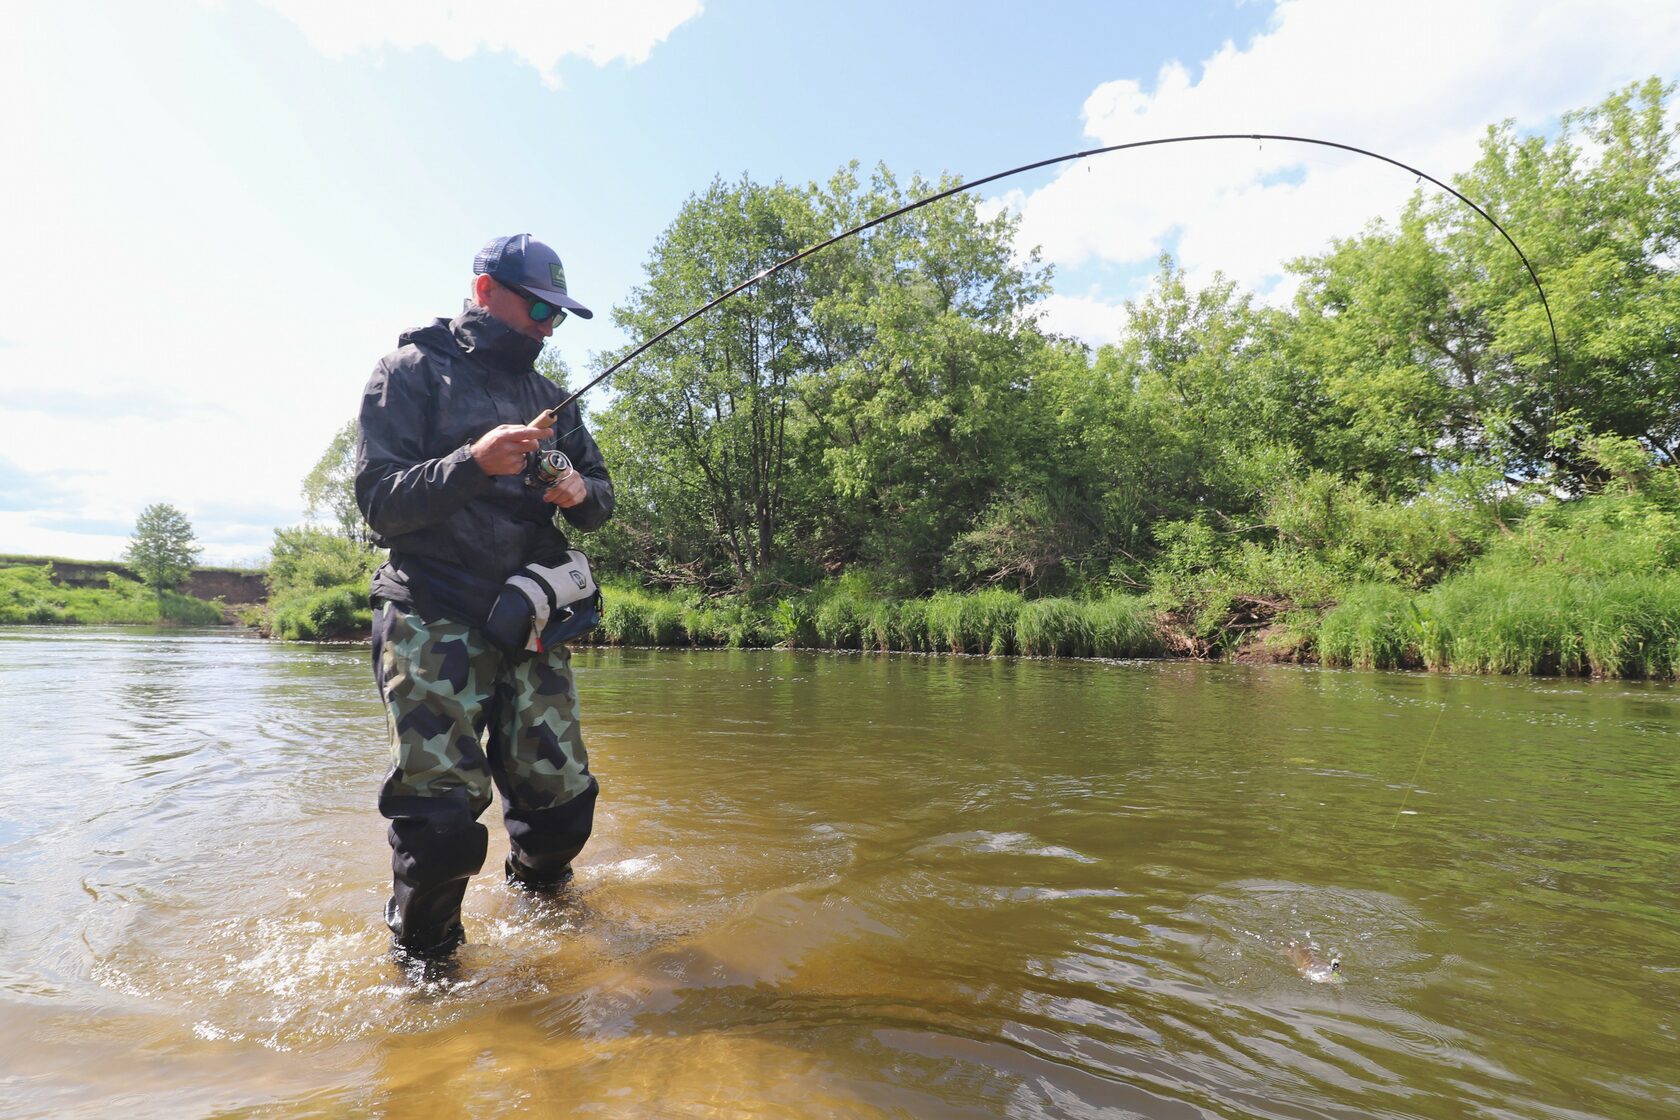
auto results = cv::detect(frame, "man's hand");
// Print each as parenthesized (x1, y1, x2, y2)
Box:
(544, 470, 587, 509)
(470, 425, 546, 476)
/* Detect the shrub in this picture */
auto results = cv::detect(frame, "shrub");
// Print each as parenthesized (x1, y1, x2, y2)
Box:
(812, 586, 867, 649)
(272, 584, 369, 640)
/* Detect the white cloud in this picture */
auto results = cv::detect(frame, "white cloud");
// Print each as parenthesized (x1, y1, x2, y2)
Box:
(1035, 293, 1130, 348)
(260, 0, 703, 86)
(1002, 0, 1680, 342)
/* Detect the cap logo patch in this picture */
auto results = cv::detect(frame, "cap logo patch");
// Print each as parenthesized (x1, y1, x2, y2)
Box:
(549, 262, 567, 290)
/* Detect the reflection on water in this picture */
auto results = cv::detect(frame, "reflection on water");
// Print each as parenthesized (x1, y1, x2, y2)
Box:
(1, 629, 1677, 1118)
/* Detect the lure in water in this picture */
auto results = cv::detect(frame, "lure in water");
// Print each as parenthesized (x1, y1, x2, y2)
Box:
(1285, 939, 1343, 984)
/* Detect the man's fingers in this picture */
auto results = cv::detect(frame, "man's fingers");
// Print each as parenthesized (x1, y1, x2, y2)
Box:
(495, 425, 546, 447)
(544, 474, 586, 508)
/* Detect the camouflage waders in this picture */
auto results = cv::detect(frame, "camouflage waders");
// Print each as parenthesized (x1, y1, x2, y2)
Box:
(373, 599, 599, 958)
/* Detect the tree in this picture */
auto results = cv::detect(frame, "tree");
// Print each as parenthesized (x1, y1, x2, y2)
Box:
(124, 503, 201, 594)
(795, 164, 1056, 591)
(302, 419, 372, 547)
(606, 173, 824, 592)
(597, 163, 1059, 595)
(1289, 78, 1680, 489)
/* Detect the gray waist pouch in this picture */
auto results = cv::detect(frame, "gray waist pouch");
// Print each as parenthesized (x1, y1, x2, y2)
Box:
(483, 550, 602, 657)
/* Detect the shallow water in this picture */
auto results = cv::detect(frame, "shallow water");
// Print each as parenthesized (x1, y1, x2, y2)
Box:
(1, 627, 1676, 1118)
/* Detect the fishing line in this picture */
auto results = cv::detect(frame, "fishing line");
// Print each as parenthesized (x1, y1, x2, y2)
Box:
(536, 131, 1563, 429)
(1393, 699, 1447, 827)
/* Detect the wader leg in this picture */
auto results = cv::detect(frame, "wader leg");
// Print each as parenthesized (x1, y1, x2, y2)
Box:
(373, 602, 499, 957)
(488, 646, 599, 888)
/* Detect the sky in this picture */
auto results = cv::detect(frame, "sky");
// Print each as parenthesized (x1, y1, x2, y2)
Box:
(2, 0, 1678, 565)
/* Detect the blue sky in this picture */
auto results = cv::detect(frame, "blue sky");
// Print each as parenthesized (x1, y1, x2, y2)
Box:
(2, 0, 1676, 563)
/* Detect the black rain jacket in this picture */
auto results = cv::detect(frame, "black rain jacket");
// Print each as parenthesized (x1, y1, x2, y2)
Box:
(355, 305, 614, 624)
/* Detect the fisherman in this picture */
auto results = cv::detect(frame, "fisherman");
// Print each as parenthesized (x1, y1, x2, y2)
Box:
(355, 234, 614, 962)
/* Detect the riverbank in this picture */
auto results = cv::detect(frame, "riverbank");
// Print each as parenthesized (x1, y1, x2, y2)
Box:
(0, 560, 229, 626)
(240, 487, 1680, 679)
(583, 573, 1679, 680)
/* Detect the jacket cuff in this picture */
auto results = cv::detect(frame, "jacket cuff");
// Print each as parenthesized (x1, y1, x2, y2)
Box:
(451, 443, 492, 488)
(559, 476, 610, 531)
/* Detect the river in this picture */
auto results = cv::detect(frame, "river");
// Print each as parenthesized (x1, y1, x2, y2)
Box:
(0, 627, 1675, 1118)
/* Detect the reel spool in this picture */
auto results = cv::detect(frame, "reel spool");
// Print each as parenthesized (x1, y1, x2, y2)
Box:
(524, 448, 573, 491)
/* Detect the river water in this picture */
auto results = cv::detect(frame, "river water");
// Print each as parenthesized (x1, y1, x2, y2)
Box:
(0, 627, 1675, 1119)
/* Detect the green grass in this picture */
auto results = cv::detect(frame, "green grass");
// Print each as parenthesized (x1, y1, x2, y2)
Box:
(0, 563, 223, 626)
(580, 579, 1163, 661)
(1317, 584, 1418, 671)
(1318, 571, 1680, 679)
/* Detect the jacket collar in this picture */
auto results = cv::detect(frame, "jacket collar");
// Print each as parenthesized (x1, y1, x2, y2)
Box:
(449, 304, 544, 375)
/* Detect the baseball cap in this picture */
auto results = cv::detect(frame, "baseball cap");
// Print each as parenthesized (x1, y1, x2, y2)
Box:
(473, 234, 594, 320)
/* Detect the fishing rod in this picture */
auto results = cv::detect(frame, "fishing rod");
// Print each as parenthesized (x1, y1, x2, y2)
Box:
(531, 131, 1563, 436)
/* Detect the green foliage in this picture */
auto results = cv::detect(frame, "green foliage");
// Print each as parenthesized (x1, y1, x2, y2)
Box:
(595, 162, 1052, 594)
(597, 580, 691, 646)
(1319, 460, 1680, 678)
(1015, 597, 1088, 656)
(0, 563, 221, 626)
(267, 526, 380, 595)
(1081, 596, 1164, 658)
(124, 503, 202, 594)
(262, 526, 382, 640)
(1318, 585, 1419, 670)
(271, 586, 371, 641)
(574, 578, 1161, 661)
(254, 81, 1680, 679)
(302, 419, 373, 548)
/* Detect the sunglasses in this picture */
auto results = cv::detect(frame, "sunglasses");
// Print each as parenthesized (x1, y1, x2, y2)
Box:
(502, 281, 569, 324)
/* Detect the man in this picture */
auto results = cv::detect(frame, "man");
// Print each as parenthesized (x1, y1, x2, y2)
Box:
(355, 234, 614, 962)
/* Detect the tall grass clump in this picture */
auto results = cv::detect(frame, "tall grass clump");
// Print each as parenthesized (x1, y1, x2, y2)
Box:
(923, 591, 967, 653)
(1080, 594, 1163, 658)
(1015, 597, 1088, 656)
(891, 597, 931, 652)
(1419, 569, 1680, 678)
(1405, 456, 1680, 678)
(920, 589, 1022, 654)
(1578, 576, 1680, 678)
(811, 586, 868, 649)
(597, 581, 689, 646)
(1318, 584, 1417, 670)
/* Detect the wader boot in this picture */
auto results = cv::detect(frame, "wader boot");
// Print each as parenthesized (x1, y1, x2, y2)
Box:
(373, 602, 598, 957)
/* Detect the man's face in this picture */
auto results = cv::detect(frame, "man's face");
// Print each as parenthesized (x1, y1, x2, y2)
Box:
(477, 275, 558, 341)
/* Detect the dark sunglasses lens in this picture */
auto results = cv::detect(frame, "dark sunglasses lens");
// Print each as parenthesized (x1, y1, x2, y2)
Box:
(522, 293, 565, 323)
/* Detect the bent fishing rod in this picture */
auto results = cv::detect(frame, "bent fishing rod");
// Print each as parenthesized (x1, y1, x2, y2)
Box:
(531, 131, 1562, 436)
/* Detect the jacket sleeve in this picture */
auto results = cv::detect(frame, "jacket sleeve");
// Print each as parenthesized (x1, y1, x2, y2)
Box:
(355, 358, 492, 538)
(554, 405, 615, 532)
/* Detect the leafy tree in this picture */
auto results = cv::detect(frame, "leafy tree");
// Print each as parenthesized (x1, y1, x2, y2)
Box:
(605, 173, 827, 592)
(124, 503, 201, 594)
(1289, 78, 1680, 489)
(302, 420, 372, 547)
(796, 165, 1056, 591)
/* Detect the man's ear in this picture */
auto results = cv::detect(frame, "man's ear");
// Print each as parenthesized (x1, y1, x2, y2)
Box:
(471, 273, 496, 305)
